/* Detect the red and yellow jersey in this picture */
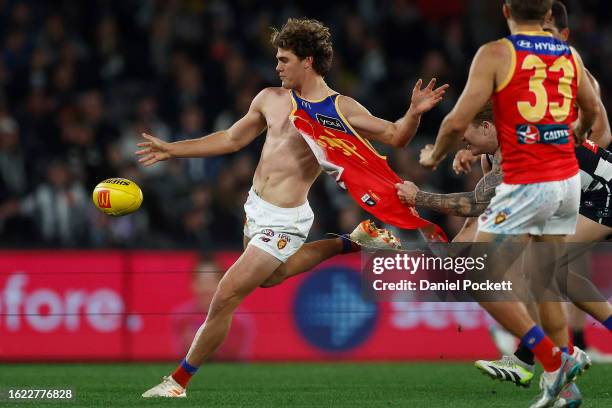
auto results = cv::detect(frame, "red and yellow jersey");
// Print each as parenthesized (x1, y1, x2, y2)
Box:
(288, 90, 447, 242)
(493, 31, 580, 184)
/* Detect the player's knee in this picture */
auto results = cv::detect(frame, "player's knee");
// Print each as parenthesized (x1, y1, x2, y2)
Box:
(208, 286, 241, 317)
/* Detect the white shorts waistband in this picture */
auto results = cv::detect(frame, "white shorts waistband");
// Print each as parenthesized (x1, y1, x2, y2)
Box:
(248, 187, 311, 215)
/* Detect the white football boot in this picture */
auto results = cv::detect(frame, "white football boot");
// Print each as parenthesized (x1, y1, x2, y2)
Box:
(475, 354, 535, 387)
(529, 353, 582, 408)
(552, 382, 582, 408)
(571, 346, 592, 371)
(142, 375, 186, 398)
(349, 220, 401, 249)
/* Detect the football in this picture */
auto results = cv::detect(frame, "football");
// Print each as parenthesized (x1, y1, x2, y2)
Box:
(92, 178, 143, 216)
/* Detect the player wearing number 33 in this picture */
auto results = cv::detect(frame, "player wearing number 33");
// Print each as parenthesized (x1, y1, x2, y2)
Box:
(417, 1, 599, 407)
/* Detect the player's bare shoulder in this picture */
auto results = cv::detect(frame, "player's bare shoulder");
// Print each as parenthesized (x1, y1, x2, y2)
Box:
(472, 39, 514, 89)
(258, 87, 292, 104)
(256, 87, 296, 139)
(257, 87, 292, 117)
(475, 39, 513, 67)
(252, 87, 286, 111)
(336, 94, 370, 117)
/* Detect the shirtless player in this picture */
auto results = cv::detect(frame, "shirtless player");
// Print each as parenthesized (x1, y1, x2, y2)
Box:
(136, 18, 447, 398)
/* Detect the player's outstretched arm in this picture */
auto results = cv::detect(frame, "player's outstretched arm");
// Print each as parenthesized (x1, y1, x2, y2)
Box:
(588, 97, 611, 149)
(572, 50, 600, 145)
(583, 69, 611, 148)
(135, 90, 267, 166)
(337, 78, 448, 148)
(420, 43, 501, 169)
(395, 163, 502, 217)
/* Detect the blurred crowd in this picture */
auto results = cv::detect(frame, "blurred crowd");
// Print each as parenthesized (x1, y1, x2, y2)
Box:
(0, 0, 609, 249)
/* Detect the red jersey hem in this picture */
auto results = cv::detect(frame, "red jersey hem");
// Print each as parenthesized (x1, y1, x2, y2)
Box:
(502, 168, 579, 185)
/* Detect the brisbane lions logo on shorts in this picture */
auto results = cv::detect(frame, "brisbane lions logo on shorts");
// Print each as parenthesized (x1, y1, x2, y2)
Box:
(277, 233, 291, 250)
(517, 125, 540, 144)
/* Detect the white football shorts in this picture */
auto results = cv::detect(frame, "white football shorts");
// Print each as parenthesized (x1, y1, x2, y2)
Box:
(243, 187, 314, 262)
(478, 173, 580, 235)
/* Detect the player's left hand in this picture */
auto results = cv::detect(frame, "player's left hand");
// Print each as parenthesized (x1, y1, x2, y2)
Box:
(409, 78, 449, 115)
(395, 181, 419, 205)
(572, 122, 590, 147)
(573, 132, 587, 147)
(419, 144, 444, 170)
(452, 149, 478, 174)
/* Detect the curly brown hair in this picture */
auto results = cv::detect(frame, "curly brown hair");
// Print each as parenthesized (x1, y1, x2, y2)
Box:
(270, 18, 333, 76)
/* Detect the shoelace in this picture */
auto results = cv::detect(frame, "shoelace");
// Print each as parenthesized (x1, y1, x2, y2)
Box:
(161, 376, 177, 387)
(495, 355, 519, 368)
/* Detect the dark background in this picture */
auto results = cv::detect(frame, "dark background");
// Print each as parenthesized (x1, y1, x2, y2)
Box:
(0, 0, 607, 249)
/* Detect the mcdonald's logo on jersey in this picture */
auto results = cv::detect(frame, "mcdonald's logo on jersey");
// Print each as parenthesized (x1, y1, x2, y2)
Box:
(97, 190, 112, 208)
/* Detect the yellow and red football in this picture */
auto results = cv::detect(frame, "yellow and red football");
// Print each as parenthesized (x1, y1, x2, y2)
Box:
(92, 178, 143, 216)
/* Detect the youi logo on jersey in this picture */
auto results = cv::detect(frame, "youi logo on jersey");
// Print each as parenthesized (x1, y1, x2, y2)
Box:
(516, 124, 569, 145)
(315, 113, 346, 132)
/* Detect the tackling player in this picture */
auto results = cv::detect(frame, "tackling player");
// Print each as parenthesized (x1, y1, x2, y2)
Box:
(416, 1, 600, 406)
(136, 18, 446, 398)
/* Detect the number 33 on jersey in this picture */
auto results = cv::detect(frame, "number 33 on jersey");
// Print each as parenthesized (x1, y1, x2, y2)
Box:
(493, 31, 580, 184)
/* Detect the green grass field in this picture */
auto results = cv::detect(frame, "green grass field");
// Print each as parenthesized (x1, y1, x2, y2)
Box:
(0, 362, 610, 407)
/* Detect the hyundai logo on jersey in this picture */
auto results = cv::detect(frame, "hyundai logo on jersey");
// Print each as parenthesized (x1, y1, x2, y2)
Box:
(511, 35, 570, 56)
(517, 39, 532, 49)
(293, 267, 378, 352)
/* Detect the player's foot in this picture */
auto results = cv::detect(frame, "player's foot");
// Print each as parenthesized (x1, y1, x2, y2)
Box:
(585, 346, 612, 363)
(529, 354, 582, 408)
(475, 354, 535, 387)
(349, 220, 401, 249)
(552, 383, 582, 408)
(572, 346, 592, 371)
(141, 375, 186, 398)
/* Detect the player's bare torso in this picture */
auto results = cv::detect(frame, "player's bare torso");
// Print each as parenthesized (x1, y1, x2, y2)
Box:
(252, 87, 321, 207)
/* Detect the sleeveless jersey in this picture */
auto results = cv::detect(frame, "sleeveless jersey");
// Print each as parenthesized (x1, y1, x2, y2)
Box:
(492, 31, 580, 184)
(288, 90, 447, 242)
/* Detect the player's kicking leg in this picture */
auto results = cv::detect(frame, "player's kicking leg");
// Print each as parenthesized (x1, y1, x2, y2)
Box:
(260, 220, 400, 288)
